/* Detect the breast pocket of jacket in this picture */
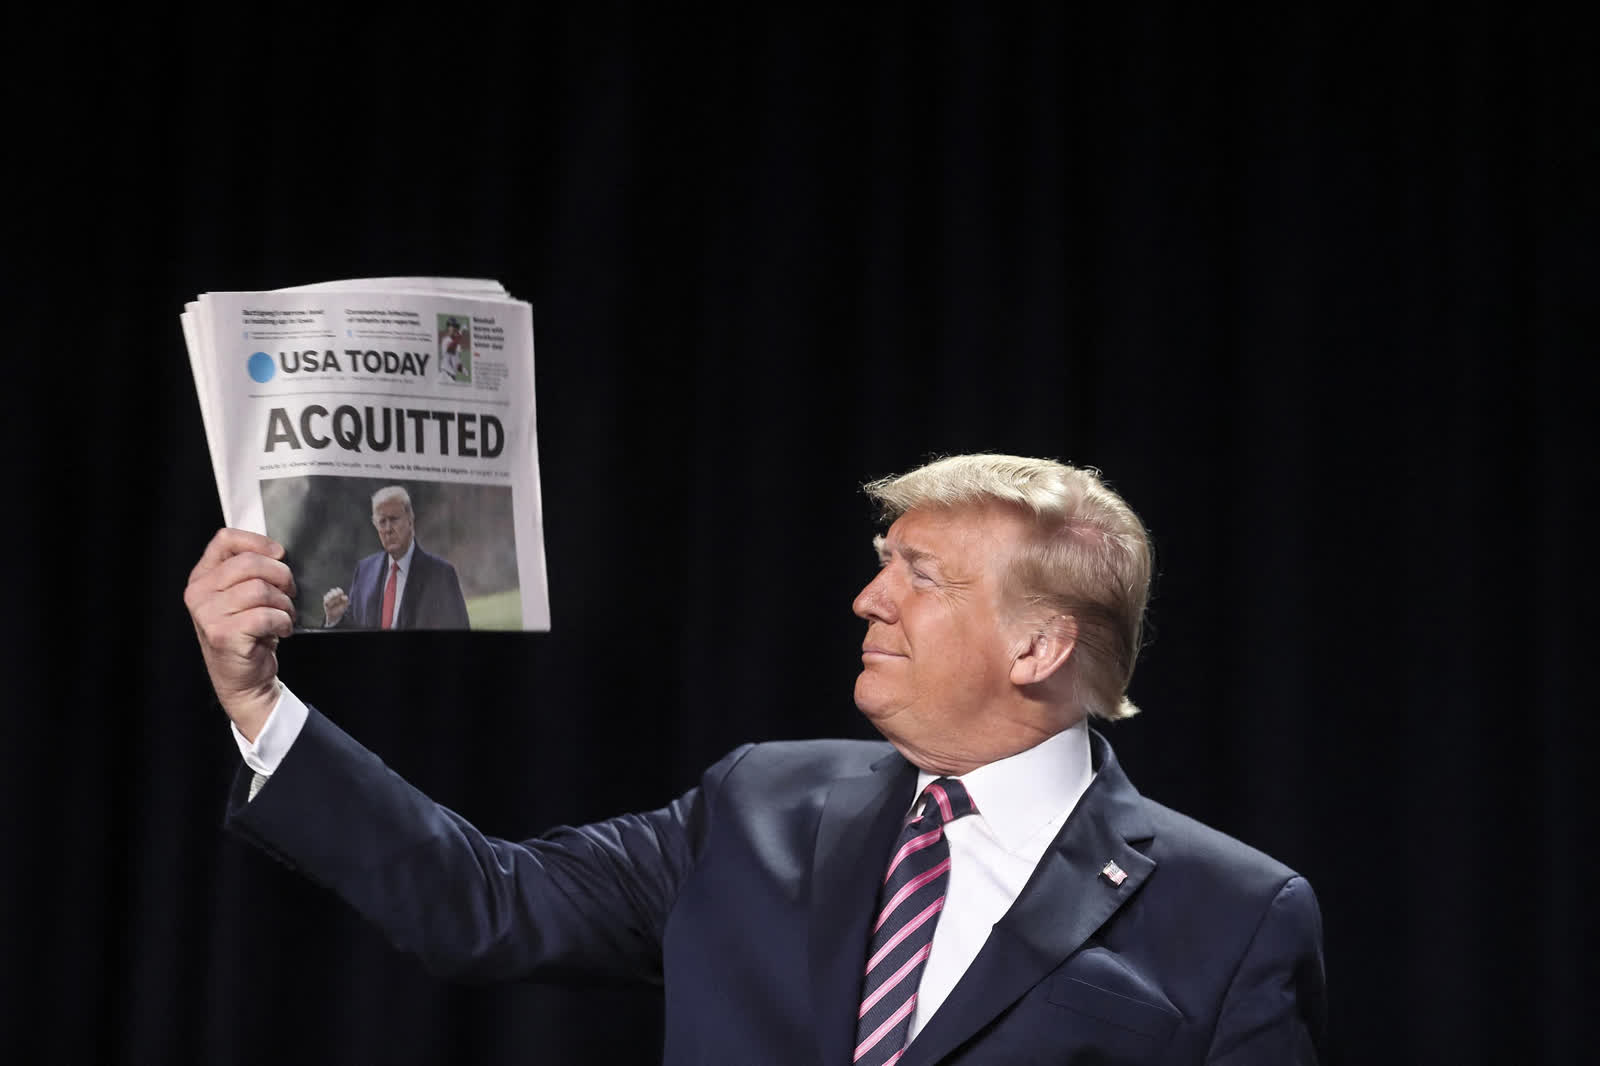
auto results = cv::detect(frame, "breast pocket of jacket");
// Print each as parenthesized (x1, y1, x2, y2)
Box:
(1045, 974, 1182, 1061)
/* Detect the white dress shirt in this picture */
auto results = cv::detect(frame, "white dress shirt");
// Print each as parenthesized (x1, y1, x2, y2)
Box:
(232, 691, 1096, 1038)
(234, 684, 309, 799)
(904, 722, 1095, 1041)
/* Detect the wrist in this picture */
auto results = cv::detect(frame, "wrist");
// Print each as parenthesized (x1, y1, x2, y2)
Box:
(224, 679, 281, 743)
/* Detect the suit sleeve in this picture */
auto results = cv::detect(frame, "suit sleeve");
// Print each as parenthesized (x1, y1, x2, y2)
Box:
(1205, 875, 1328, 1065)
(225, 704, 751, 983)
(437, 559, 469, 628)
(328, 562, 363, 628)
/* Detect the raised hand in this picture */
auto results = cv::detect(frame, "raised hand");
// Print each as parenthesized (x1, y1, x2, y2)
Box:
(184, 528, 298, 741)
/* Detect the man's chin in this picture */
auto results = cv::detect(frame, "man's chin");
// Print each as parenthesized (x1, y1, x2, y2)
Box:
(852, 677, 900, 723)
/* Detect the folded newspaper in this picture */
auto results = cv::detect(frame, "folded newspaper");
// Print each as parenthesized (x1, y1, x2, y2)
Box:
(182, 278, 549, 632)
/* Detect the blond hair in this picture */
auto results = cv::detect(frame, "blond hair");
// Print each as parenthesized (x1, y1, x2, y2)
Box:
(371, 485, 413, 515)
(863, 454, 1152, 720)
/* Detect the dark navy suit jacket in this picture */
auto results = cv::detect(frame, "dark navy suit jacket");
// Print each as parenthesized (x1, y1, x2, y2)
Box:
(228, 708, 1326, 1064)
(335, 542, 470, 630)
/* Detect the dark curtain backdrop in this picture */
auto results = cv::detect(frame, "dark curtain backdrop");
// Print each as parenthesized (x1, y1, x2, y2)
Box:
(1, 5, 1591, 1064)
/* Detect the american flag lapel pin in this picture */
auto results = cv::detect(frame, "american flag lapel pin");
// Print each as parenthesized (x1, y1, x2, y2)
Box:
(1100, 860, 1128, 886)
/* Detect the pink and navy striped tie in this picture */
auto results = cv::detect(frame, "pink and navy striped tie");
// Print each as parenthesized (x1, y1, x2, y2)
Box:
(853, 777, 977, 1066)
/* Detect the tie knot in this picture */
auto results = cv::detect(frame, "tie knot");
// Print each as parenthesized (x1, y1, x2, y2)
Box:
(914, 777, 977, 827)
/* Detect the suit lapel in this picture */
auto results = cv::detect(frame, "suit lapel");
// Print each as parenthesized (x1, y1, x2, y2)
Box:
(900, 731, 1157, 1066)
(394, 546, 423, 629)
(808, 752, 918, 1066)
(390, 544, 435, 629)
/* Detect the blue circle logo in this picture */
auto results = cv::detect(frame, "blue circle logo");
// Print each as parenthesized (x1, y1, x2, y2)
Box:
(247, 351, 276, 383)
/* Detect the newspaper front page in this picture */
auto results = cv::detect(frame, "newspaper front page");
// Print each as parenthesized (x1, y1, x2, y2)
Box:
(182, 278, 548, 632)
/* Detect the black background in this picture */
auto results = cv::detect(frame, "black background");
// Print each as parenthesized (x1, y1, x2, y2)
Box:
(1, 5, 1592, 1064)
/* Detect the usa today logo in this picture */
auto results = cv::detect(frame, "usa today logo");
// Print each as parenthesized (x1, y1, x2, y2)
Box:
(247, 352, 276, 383)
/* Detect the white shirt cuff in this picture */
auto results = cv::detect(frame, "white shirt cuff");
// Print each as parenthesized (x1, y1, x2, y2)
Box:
(229, 682, 310, 778)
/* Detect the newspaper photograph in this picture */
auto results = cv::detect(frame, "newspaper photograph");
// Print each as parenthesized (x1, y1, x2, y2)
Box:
(181, 278, 549, 632)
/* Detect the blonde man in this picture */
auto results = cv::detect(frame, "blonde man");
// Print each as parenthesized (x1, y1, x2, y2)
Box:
(187, 453, 1325, 1064)
(322, 485, 470, 631)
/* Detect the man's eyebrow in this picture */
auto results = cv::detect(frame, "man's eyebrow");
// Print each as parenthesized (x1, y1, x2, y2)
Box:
(870, 535, 940, 569)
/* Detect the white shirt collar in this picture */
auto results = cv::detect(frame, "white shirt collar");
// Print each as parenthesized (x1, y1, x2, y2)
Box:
(915, 718, 1095, 856)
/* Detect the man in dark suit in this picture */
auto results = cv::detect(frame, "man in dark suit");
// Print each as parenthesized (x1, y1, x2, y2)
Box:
(186, 455, 1326, 1064)
(322, 485, 470, 630)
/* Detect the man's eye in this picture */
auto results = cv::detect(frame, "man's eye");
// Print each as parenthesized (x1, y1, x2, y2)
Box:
(911, 569, 933, 583)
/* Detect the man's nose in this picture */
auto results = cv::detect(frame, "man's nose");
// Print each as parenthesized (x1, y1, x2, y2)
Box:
(852, 570, 898, 624)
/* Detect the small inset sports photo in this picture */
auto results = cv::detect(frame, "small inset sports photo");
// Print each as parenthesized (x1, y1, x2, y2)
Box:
(437, 313, 472, 383)
(261, 475, 520, 631)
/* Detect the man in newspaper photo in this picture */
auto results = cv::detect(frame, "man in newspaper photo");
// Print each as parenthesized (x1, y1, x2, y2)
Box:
(438, 315, 470, 382)
(189, 455, 1326, 1063)
(321, 485, 470, 630)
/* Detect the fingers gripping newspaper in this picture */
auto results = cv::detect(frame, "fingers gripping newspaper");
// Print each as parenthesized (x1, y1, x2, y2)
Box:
(182, 278, 549, 632)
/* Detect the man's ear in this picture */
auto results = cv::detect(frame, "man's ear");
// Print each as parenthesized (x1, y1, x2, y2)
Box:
(1010, 614, 1077, 686)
